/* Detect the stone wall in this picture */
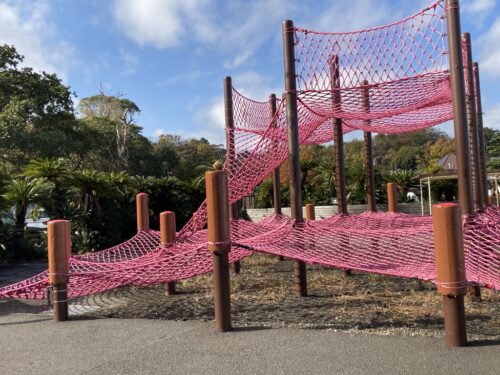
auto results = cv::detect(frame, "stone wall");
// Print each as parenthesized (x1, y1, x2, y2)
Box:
(245, 202, 429, 221)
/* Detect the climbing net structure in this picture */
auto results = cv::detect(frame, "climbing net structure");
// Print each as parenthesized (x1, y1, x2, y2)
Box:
(1, 0, 498, 300)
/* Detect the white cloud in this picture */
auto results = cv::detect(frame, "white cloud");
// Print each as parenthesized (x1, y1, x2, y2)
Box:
(112, 0, 216, 49)
(0, 1, 75, 80)
(483, 102, 500, 130)
(463, 0, 496, 14)
(154, 128, 167, 138)
(478, 18, 500, 77)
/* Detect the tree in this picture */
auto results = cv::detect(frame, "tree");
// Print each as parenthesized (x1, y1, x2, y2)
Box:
(24, 158, 70, 218)
(79, 94, 140, 171)
(0, 45, 74, 166)
(2, 177, 52, 238)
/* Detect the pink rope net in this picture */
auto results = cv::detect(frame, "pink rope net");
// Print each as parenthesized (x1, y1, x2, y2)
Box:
(1, 0, 498, 300)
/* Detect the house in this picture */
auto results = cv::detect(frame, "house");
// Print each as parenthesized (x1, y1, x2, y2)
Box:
(437, 153, 457, 171)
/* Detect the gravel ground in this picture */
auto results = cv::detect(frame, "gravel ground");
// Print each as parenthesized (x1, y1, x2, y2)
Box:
(1, 255, 499, 340)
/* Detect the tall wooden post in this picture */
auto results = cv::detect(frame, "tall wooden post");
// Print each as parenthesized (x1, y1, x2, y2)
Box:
(224, 76, 241, 274)
(331, 55, 347, 215)
(136, 192, 149, 231)
(432, 203, 467, 347)
(387, 183, 398, 213)
(362, 80, 376, 212)
(473, 62, 488, 204)
(270, 93, 282, 215)
(160, 211, 177, 296)
(283, 19, 307, 297)
(462, 33, 483, 210)
(445, 0, 473, 216)
(331, 55, 351, 276)
(206, 171, 232, 332)
(48, 220, 71, 321)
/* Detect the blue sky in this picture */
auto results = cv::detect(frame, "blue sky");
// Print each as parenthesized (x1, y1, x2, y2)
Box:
(1, 0, 499, 145)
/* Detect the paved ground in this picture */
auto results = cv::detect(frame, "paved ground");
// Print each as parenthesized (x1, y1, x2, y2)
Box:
(0, 312, 499, 375)
(1, 261, 499, 374)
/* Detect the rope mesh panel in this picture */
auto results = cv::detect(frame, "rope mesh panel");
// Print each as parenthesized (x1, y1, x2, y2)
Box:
(1, 207, 499, 299)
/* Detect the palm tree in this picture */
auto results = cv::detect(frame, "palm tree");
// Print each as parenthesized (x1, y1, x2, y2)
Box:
(2, 177, 53, 239)
(24, 158, 69, 218)
(255, 178, 274, 208)
(386, 169, 416, 202)
(346, 160, 367, 204)
(311, 159, 336, 203)
(193, 159, 224, 188)
(67, 170, 110, 213)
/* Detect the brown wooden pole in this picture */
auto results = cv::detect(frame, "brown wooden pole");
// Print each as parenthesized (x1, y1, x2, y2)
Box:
(136, 192, 149, 231)
(462, 33, 482, 210)
(331, 55, 347, 215)
(306, 203, 315, 221)
(387, 183, 398, 213)
(331, 55, 351, 277)
(206, 170, 232, 332)
(48, 220, 70, 322)
(432, 203, 467, 347)
(160, 211, 177, 296)
(283, 19, 307, 297)
(445, 0, 473, 216)
(473, 62, 489, 205)
(270, 93, 284, 261)
(270, 93, 282, 215)
(224, 76, 241, 274)
(362, 80, 376, 212)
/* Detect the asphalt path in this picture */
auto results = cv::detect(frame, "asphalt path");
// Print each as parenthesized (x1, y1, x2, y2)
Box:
(0, 313, 499, 375)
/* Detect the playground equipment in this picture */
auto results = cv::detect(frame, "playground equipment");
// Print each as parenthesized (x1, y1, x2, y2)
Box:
(0, 0, 498, 347)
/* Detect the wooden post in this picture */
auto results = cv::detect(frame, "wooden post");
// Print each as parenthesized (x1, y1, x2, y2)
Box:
(136, 192, 149, 231)
(445, 0, 473, 216)
(362, 80, 376, 212)
(224, 76, 241, 274)
(206, 171, 232, 332)
(271, 93, 284, 261)
(48, 220, 70, 322)
(387, 183, 398, 213)
(331, 55, 351, 276)
(270, 93, 282, 215)
(160, 211, 177, 296)
(462, 33, 483, 210)
(306, 203, 315, 221)
(283, 19, 307, 297)
(331, 55, 347, 215)
(473, 62, 488, 205)
(432, 203, 467, 347)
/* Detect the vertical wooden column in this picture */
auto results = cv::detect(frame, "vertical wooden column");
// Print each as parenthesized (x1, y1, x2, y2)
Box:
(160, 211, 177, 296)
(270, 93, 285, 261)
(331, 55, 347, 215)
(136, 193, 149, 231)
(270, 93, 282, 215)
(306, 203, 315, 221)
(432, 203, 467, 347)
(462, 33, 483, 210)
(224, 76, 241, 274)
(445, 0, 473, 216)
(48, 220, 71, 321)
(206, 171, 232, 332)
(473, 62, 488, 204)
(387, 183, 398, 213)
(331, 55, 351, 276)
(282, 19, 307, 297)
(362, 80, 376, 212)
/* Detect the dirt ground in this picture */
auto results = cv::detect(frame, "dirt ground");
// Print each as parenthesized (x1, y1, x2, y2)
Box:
(1, 255, 499, 340)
